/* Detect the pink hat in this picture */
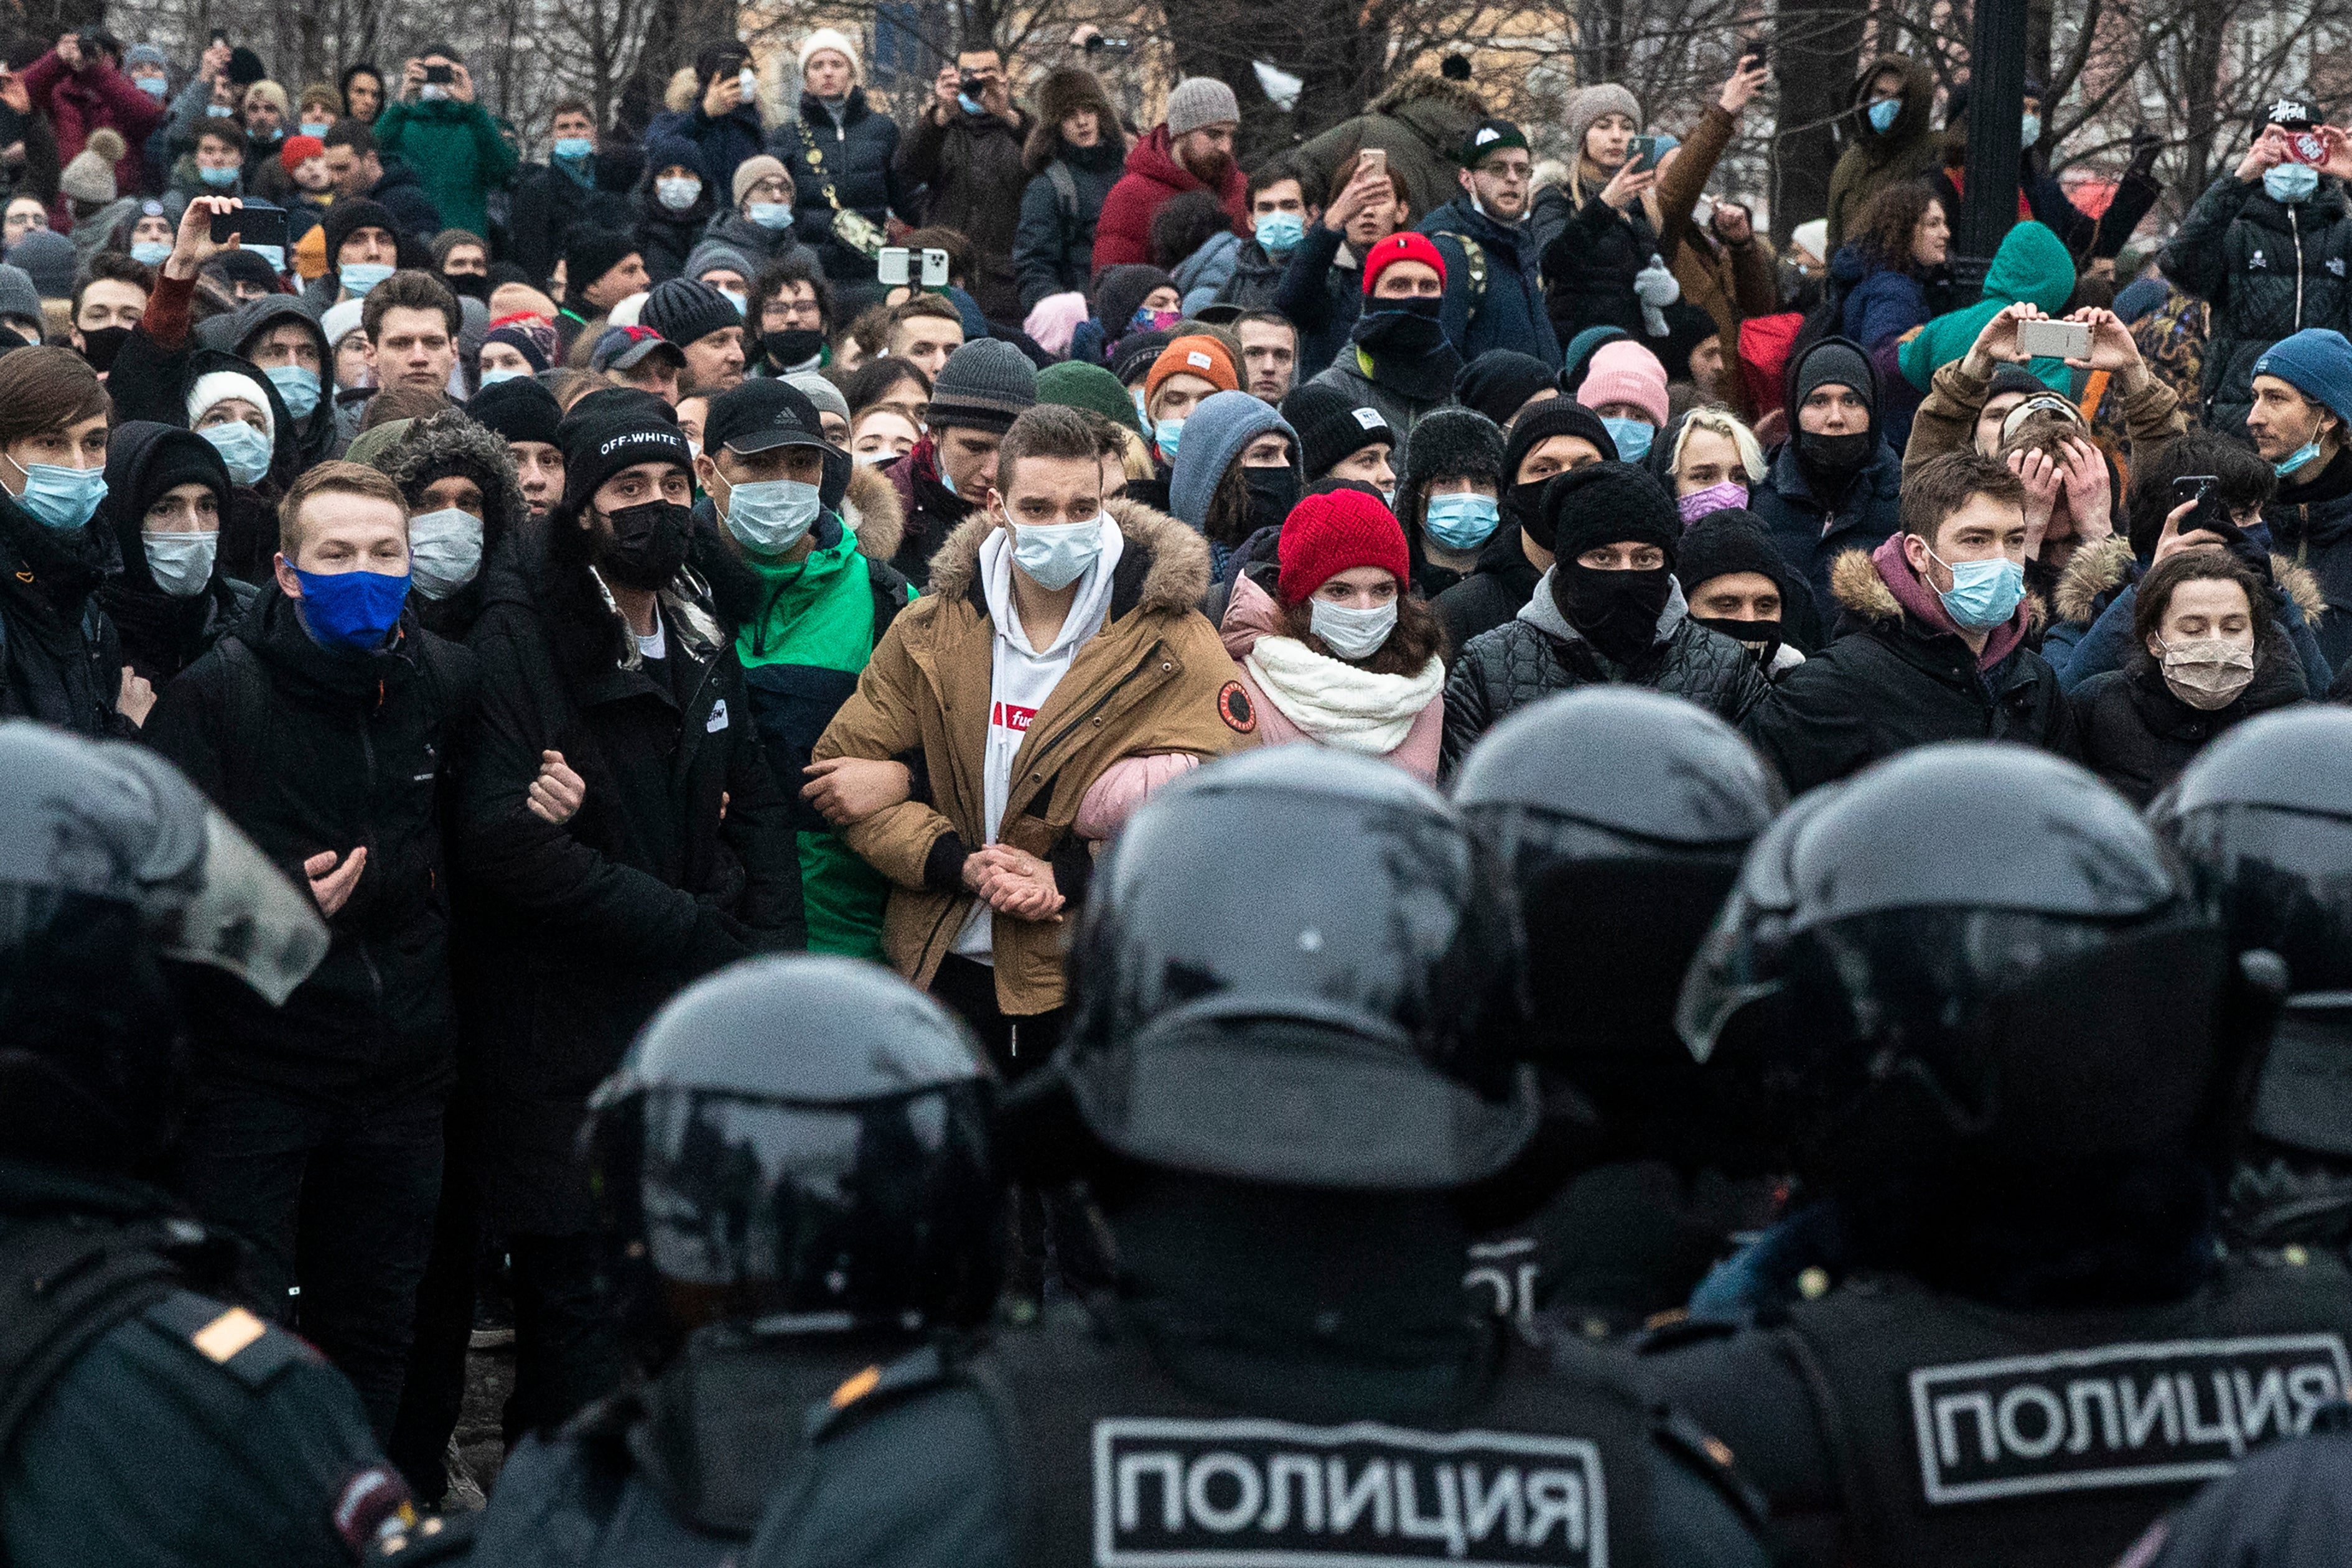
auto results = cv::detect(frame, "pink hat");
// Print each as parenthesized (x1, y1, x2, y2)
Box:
(1576, 339, 1669, 428)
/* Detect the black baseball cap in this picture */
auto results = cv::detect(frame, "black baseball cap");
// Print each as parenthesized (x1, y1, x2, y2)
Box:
(704, 379, 850, 508)
(1459, 118, 1529, 167)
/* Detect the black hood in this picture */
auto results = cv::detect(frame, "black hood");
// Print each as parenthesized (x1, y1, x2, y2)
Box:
(176, 347, 303, 488)
(95, 421, 233, 596)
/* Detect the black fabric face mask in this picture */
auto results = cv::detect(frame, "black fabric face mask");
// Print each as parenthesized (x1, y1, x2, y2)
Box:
(1506, 478, 1552, 544)
(761, 328, 824, 368)
(444, 271, 491, 301)
(77, 325, 131, 373)
(1796, 428, 1872, 477)
(597, 500, 692, 590)
(1553, 562, 1672, 665)
(1242, 466, 1299, 534)
(1692, 613, 1782, 670)
(1351, 297, 1447, 357)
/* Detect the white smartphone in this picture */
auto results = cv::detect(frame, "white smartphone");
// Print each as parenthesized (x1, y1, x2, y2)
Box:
(877, 246, 910, 287)
(920, 248, 951, 288)
(2015, 319, 2091, 361)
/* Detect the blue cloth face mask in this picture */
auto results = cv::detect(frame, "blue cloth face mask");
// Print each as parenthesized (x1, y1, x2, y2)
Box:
(1600, 416, 1654, 462)
(300, 121, 334, 140)
(1011, 515, 1105, 590)
(552, 136, 594, 161)
(340, 262, 394, 297)
(2020, 113, 2041, 148)
(136, 76, 169, 100)
(7, 456, 106, 530)
(1422, 492, 1501, 551)
(722, 477, 823, 555)
(206, 103, 236, 118)
(2276, 439, 2323, 477)
(478, 365, 528, 388)
(1866, 98, 1900, 134)
(266, 365, 321, 420)
(1154, 418, 1184, 462)
(747, 201, 793, 231)
(130, 240, 171, 266)
(1930, 548, 2027, 630)
(199, 420, 273, 486)
(1256, 211, 1306, 254)
(294, 566, 409, 651)
(198, 164, 240, 188)
(2267, 164, 2320, 205)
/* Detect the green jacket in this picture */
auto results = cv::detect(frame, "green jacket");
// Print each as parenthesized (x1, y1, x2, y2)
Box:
(1898, 220, 2078, 394)
(1824, 53, 1942, 253)
(373, 96, 518, 239)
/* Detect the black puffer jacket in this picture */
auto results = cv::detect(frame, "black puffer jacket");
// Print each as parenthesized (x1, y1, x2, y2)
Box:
(2265, 449, 2352, 676)
(2070, 650, 2306, 808)
(2160, 174, 2352, 435)
(379, 409, 528, 643)
(0, 488, 126, 735)
(1432, 520, 1542, 653)
(1013, 140, 1126, 310)
(770, 88, 904, 286)
(1740, 547, 2075, 796)
(92, 421, 251, 688)
(142, 587, 472, 1094)
(1539, 181, 1659, 344)
(1439, 572, 1771, 779)
(632, 170, 721, 286)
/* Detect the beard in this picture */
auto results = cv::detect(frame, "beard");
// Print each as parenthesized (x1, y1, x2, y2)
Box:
(1180, 144, 1233, 186)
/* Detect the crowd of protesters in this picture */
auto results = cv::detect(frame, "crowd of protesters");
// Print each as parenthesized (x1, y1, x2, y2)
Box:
(5, 15, 2352, 1557)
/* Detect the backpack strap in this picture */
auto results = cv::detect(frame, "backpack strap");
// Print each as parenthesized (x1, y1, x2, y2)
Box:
(1455, 234, 1488, 317)
(0, 1215, 184, 1457)
(209, 633, 269, 816)
(1047, 161, 1080, 230)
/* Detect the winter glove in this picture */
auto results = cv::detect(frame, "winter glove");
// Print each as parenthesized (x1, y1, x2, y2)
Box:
(1635, 253, 1681, 338)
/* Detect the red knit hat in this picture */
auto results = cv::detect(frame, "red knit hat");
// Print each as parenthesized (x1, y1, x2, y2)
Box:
(1277, 488, 1411, 605)
(1361, 232, 1447, 297)
(280, 134, 325, 175)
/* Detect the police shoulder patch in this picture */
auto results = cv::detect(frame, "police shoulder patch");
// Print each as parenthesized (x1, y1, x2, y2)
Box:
(809, 1342, 956, 1441)
(1218, 679, 1256, 734)
(142, 1289, 319, 1389)
(1093, 1416, 1608, 1567)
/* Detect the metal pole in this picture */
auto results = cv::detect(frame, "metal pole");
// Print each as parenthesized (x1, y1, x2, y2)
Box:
(1956, 0, 2031, 279)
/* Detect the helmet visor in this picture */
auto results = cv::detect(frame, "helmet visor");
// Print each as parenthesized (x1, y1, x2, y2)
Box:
(161, 811, 330, 1007)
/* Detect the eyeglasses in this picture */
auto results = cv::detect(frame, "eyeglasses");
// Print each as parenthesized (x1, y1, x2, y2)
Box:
(742, 179, 790, 201)
(768, 297, 823, 324)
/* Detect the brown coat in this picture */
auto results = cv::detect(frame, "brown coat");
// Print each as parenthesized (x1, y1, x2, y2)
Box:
(814, 497, 1254, 1013)
(1655, 104, 1780, 418)
(1902, 357, 2188, 484)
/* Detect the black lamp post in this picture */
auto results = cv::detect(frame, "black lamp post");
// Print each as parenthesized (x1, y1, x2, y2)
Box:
(1955, 0, 2031, 290)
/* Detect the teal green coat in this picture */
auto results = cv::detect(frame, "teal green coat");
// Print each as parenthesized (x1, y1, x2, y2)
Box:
(373, 96, 518, 239)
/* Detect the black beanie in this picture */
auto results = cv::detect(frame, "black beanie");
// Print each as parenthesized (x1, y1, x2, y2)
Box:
(1453, 351, 1559, 427)
(641, 278, 739, 351)
(562, 227, 638, 302)
(1281, 381, 1396, 480)
(1503, 400, 1617, 496)
(131, 427, 232, 526)
(1790, 339, 1875, 416)
(1986, 365, 2046, 403)
(1094, 264, 1178, 339)
(323, 199, 399, 266)
(556, 393, 691, 516)
(1110, 328, 1174, 386)
(1674, 508, 1788, 597)
(1536, 461, 1679, 561)
(467, 375, 563, 447)
(1401, 406, 1505, 492)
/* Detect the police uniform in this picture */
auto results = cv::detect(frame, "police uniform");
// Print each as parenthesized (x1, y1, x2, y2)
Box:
(0, 1162, 411, 1567)
(752, 1301, 1774, 1568)
(1645, 1251, 2352, 1567)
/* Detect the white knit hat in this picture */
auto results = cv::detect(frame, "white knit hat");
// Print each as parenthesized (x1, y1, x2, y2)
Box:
(797, 27, 861, 84)
(187, 370, 276, 441)
(321, 297, 366, 352)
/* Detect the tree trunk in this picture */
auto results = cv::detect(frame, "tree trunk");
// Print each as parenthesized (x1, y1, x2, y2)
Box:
(1770, 0, 1867, 241)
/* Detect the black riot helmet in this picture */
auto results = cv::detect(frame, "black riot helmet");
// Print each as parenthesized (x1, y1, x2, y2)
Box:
(1678, 743, 2239, 1192)
(1034, 747, 1539, 1193)
(0, 722, 328, 1169)
(2152, 707, 2352, 1162)
(1454, 689, 1782, 1163)
(586, 955, 1002, 1368)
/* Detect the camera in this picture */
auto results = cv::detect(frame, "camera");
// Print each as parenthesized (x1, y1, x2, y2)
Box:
(958, 72, 986, 98)
(424, 63, 454, 85)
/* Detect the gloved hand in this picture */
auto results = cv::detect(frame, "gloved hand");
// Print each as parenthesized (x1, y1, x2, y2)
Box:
(1635, 254, 1680, 337)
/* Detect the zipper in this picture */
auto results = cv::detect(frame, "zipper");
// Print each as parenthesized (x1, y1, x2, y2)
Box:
(2295, 223, 2307, 329)
(1017, 639, 1169, 783)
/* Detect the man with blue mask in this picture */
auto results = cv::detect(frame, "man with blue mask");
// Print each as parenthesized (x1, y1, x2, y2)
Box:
(1419, 117, 1561, 366)
(2247, 327, 2352, 671)
(1825, 53, 1939, 251)
(1394, 403, 1506, 599)
(317, 197, 404, 306)
(222, 297, 336, 465)
(508, 98, 632, 288)
(1743, 449, 2074, 795)
(143, 458, 474, 1445)
(694, 379, 915, 959)
(1211, 162, 1317, 312)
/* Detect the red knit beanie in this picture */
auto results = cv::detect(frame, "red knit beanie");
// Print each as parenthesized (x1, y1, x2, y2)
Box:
(1277, 488, 1411, 605)
(280, 134, 325, 175)
(1361, 232, 1447, 297)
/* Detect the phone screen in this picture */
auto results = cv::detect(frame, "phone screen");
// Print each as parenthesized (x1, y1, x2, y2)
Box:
(1628, 136, 1659, 174)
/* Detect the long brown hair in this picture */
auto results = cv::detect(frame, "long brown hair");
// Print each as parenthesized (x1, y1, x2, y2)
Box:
(1277, 586, 1447, 676)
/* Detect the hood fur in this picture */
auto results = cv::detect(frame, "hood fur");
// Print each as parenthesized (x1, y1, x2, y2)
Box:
(1024, 67, 1127, 172)
(1367, 73, 1486, 121)
(841, 461, 904, 564)
(1830, 546, 2048, 633)
(381, 408, 528, 547)
(665, 66, 701, 115)
(2053, 534, 2328, 627)
(924, 494, 1211, 617)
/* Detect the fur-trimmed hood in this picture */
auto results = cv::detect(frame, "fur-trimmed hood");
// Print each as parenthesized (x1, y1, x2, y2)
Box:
(840, 461, 905, 564)
(924, 494, 1211, 618)
(381, 408, 530, 552)
(1024, 66, 1129, 173)
(2052, 534, 2327, 627)
(1829, 545, 2050, 635)
(1366, 73, 1487, 123)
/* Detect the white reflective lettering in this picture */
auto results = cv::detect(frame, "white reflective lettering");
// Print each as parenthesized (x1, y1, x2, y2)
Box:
(1119, 1452, 1183, 1533)
(1262, 1454, 1322, 1533)
(2121, 1374, 2180, 1449)
(1460, 1463, 1525, 1547)
(1935, 1391, 1999, 1467)
(1185, 1453, 1262, 1533)
(1394, 1463, 1467, 1559)
(2233, 1367, 2294, 1444)
(2176, 1373, 2242, 1458)
(1995, 1385, 2067, 1460)
(1325, 1457, 1391, 1535)
(2065, 1379, 2121, 1454)
(1523, 1468, 1586, 1552)
(2289, 1365, 2341, 1431)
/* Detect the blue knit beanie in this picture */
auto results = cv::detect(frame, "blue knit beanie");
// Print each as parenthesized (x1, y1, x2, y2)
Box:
(2254, 329, 2352, 429)
(1168, 390, 1299, 530)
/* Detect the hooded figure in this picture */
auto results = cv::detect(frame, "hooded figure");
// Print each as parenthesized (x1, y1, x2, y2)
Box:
(378, 408, 528, 641)
(93, 420, 250, 686)
(1290, 73, 1491, 222)
(632, 131, 721, 284)
(1898, 220, 2078, 396)
(1823, 52, 1941, 251)
(1012, 67, 1129, 311)
(197, 294, 340, 469)
(113, 348, 302, 585)
(1747, 337, 1905, 628)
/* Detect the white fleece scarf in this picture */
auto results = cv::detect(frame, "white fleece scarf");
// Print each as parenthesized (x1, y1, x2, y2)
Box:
(1244, 635, 1444, 755)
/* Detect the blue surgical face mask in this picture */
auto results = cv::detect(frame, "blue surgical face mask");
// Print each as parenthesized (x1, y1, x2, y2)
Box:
(958, 91, 985, 116)
(718, 287, 748, 317)
(2277, 439, 2322, 477)
(1011, 514, 1105, 590)
(1154, 417, 1183, 462)
(294, 566, 409, 650)
(1600, 416, 1654, 462)
(2267, 164, 2320, 204)
(1930, 548, 2027, 630)
(130, 240, 171, 266)
(206, 103, 236, 119)
(1422, 491, 1501, 551)
(478, 365, 528, 388)
(199, 420, 274, 486)
(406, 507, 483, 599)
(7, 455, 106, 530)
(723, 476, 824, 555)
(142, 530, 217, 596)
(300, 121, 334, 140)
(2020, 113, 2041, 148)
(136, 75, 169, 100)
(246, 244, 284, 272)
(198, 163, 240, 188)
(1866, 98, 1900, 134)
(266, 365, 320, 420)
(340, 261, 394, 297)
(553, 136, 594, 161)
(1256, 211, 1306, 254)
(747, 201, 793, 230)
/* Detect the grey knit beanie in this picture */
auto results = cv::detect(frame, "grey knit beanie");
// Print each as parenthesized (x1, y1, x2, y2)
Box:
(1564, 83, 1643, 164)
(1165, 77, 1240, 139)
(785, 370, 850, 426)
(926, 338, 1037, 434)
(642, 278, 740, 350)
(1170, 390, 1298, 530)
(6, 233, 75, 299)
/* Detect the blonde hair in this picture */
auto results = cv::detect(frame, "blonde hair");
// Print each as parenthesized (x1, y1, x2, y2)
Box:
(1668, 406, 1766, 483)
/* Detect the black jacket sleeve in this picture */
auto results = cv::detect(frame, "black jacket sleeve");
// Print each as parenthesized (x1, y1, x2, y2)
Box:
(712, 664, 808, 948)
(1271, 221, 1347, 340)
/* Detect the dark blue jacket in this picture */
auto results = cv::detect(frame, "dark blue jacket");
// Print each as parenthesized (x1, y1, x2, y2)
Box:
(1271, 220, 1363, 373)
(646, 101, 767, 202)
(1421, 197, 1561, 366)
(768, 88, 904, 286)
(2266, 472, 2352, 678)
(1747, 437, 1906, 630)
(1832, 246, 1930, 350)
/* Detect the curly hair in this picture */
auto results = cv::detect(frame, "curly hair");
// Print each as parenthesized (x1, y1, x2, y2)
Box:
(1851, 181, 1941, 275)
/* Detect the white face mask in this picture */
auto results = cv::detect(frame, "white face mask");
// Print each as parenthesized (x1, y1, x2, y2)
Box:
(142, 530, 217, 597)
(656, 176, 702, 212)
(408, 506, 485, 599)
(1308, 596, 1397, 660)
(1010, 514, 1105, 590)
